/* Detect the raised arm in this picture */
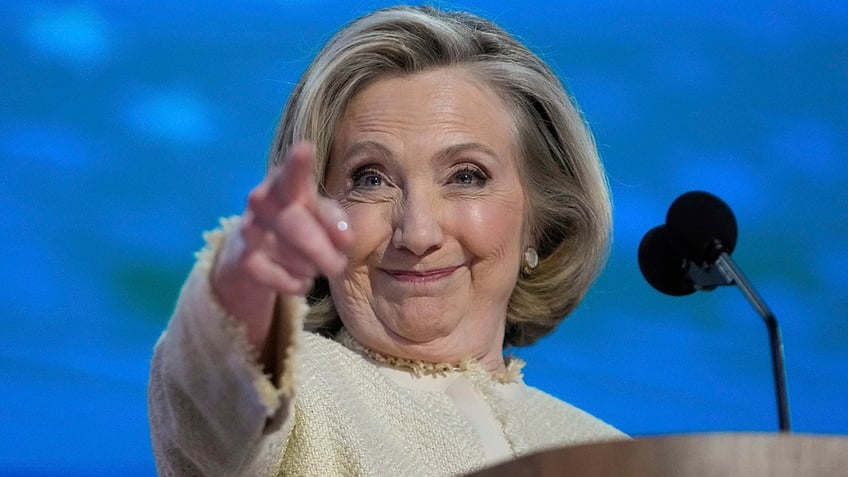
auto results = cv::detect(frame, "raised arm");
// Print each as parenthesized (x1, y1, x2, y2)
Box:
(148, 143, 351, 476)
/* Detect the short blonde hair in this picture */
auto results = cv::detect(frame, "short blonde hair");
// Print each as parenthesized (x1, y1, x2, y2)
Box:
(269, 6, 611, 347)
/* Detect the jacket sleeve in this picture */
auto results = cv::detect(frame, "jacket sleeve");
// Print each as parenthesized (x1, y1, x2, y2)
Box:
(147, 217, 307, 476)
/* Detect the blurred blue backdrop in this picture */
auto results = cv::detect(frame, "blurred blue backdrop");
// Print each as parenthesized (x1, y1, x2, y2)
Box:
(1, 0, 846, 475)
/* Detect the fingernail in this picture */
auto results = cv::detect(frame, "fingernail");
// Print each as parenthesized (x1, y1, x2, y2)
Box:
(336, 220, 349, 231)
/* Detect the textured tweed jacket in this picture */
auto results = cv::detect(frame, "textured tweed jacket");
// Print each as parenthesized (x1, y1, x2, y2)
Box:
(148, 220, 624, 476)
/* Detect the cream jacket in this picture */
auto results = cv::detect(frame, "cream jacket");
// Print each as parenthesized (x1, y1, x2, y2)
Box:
(148, 220, 624, 476)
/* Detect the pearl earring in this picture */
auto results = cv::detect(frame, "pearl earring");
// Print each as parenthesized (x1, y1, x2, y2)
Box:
(523, 247, 539, 274)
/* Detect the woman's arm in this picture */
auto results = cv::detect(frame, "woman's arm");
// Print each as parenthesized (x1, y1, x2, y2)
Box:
(148, 224, 304, 475)
(148, 143, 351, 475)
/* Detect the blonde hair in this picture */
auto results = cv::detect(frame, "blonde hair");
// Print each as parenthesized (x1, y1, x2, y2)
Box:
(269, 6, 611, 347)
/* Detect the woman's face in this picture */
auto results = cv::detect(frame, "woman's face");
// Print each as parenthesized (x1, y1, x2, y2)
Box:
(324, 68, 527, 370)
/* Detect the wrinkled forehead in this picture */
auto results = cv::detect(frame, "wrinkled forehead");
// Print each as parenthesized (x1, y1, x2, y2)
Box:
(321, 67, 523, 180)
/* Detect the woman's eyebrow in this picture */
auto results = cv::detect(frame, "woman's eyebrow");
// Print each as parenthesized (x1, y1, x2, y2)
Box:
(435, 142, 503, 163)
(340, 140, 393, 163)
(338, 140, 504, 169)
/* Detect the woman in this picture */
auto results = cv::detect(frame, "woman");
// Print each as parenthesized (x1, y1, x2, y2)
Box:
(149, 5, 623, 476)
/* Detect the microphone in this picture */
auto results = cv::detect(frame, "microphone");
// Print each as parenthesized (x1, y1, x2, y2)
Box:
(638, 191, 738, 294)
(666, 190, 737, 265)
(638, 190, 791, 432)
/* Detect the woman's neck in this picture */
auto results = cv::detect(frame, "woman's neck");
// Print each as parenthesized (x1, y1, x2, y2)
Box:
(335, 328, 524, 383)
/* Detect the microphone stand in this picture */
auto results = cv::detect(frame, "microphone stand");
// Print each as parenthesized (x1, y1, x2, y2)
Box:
(687, 252, 791, 432)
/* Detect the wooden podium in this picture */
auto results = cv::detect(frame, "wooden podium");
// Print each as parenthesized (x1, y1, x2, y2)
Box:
(468, 433, 848, 476)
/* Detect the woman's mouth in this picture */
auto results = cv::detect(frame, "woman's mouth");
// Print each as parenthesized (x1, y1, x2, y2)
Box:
(383, 267, 460, 282)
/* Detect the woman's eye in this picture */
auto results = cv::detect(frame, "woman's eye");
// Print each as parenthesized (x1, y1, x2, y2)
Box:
(351, 168, 384, 189)
(451, 167, 488, 186)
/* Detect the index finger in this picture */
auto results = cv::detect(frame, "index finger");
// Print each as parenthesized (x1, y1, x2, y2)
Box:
(267, 141, 319, 207)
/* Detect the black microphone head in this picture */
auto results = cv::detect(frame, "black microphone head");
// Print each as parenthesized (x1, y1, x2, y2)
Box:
(638, 225, 696, 296)
(665, 190, 737, 265)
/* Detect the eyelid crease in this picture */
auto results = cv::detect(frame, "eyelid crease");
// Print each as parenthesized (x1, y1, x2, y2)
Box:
(351, 165, 384, 182)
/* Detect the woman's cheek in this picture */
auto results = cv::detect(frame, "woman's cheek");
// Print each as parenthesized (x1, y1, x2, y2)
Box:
(459, 199, 524, 244)
(344, 202, 392, 261)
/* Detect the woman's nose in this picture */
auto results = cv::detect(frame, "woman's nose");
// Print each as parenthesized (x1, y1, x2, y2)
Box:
(391, 189, 444, 256)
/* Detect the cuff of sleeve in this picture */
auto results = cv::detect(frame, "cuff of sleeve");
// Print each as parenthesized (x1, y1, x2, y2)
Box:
(181, 216, 307, 417)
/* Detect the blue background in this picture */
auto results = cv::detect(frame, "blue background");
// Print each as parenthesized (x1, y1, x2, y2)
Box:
(1, 1, 846, 475)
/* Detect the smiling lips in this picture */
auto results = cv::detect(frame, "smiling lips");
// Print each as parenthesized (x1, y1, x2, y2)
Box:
(383, 267, 460, 283)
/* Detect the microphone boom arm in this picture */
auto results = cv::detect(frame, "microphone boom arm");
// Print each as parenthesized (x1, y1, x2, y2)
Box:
(687, 252, 791, 432)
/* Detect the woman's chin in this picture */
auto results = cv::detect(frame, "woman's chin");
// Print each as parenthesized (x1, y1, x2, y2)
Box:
(349, 319, 459, 359)
(383, 319, 456, 346)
